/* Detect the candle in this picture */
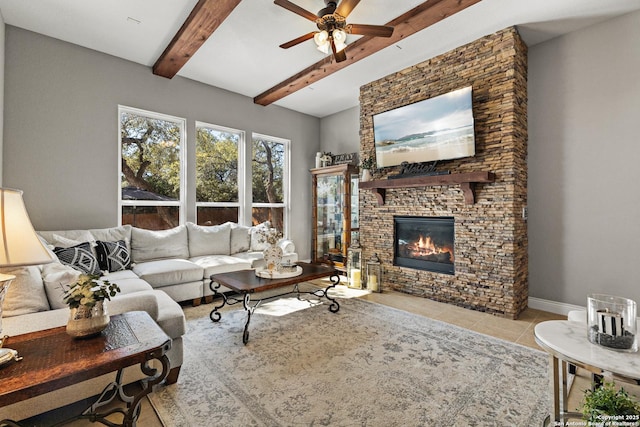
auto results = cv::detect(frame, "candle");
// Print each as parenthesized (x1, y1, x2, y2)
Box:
(368, 274, 378, 292)
(598, 310, 624, 336)
(350, 269, 361, 288)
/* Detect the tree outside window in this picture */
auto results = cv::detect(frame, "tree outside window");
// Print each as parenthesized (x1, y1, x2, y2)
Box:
(252, 134, 288, 235)
(119, 106, 185, 230)
(196, 123, 243, 225)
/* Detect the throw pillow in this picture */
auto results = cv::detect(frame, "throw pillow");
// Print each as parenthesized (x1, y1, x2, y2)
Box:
(250, 221, 272, 252)
(42, 262, 82, 310)
(53, 242, 101, 276)
(95, 240, 131, 272)
(1, 266, 50, 317)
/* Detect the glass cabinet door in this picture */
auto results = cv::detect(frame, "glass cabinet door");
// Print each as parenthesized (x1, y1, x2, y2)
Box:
(311, 164, 358, 269)
(350, 173, 359, 244)
(316, 174, 345, 263)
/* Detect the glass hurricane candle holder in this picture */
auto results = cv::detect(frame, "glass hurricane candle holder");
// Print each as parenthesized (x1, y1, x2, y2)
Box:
(587, 294, 637, 352)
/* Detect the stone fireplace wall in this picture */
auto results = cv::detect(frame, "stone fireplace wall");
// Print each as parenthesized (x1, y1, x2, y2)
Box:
(359, 27, 528, 319)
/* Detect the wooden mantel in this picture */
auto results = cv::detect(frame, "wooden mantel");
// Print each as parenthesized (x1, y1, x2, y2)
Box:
(359, 171, 495, 206)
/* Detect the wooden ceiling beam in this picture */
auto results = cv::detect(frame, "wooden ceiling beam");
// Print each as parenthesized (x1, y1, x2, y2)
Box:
(153, 0, 242, 79)
(254, 0, 482, 107)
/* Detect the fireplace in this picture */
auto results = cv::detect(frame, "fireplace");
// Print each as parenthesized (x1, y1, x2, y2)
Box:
(394, 216, 455, 275)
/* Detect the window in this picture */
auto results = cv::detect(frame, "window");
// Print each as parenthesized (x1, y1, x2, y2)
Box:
(119, 106, 186, 230)
(195, 123, 245, 225)
(252, 133, 289, 235)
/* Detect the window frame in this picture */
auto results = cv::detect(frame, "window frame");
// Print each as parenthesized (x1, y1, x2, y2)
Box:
(251, 132, 291, 238)
(195, 121, 246, 225)
(118, 105, 187, 227)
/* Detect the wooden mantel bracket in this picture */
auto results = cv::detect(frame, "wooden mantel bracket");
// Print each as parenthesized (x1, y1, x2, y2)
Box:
(459, 182, 475, 204)
(359, 171, 495, 206)
(372, 188, 386, 205)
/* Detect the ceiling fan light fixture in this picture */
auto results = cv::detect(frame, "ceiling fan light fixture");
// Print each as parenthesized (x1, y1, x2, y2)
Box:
(332, 28, 347, 51)
(314, 30, 330, 53)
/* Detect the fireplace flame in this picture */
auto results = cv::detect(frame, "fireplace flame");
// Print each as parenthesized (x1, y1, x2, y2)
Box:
(407, 234, 454, 262)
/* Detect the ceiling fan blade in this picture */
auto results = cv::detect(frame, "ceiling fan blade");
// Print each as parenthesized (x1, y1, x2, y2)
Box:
(274, 0, 318, 22)
(349, 23, 394, 38)
(335, 0, 360, 18)
(279, 32, 317, 49)
(330, 39, 348, 63)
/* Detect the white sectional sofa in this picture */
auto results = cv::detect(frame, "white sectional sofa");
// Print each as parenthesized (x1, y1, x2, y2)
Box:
(0, 220, 296, 421)
(37, 221, 297, 305)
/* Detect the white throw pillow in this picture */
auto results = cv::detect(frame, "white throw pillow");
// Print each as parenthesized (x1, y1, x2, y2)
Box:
(131, 225, 189, 263)
(37, 230, 95, 248)
(227, 222, 251, 254)
(1, 266, 50, 317)
(250, 221, 272, 252)
(41, 262, 82, 310)
(186, 222, 231, 257)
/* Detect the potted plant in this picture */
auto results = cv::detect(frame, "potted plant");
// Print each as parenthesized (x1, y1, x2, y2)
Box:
(360, 154, 376, 182)
(63, 274, 120, 338)
(580, 381, 640, 426)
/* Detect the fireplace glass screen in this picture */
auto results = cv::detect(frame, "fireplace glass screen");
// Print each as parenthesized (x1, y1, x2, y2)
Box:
(394, 216, 455, 275)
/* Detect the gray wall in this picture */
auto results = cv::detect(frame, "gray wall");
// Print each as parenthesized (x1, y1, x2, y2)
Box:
(528, 10, 640, 306)
(319, 106, 360, 156)
(321, 12, 640, 308)
(3, 26, 319, 260)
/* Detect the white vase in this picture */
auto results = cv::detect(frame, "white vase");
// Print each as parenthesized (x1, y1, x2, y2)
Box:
(66, 301, 110, 338)
(263, 244, 283, 272)
(362, 169, 372, 182)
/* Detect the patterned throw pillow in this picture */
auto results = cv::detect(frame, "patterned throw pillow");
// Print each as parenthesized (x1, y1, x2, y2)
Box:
(53, 242, 101, 276)
(95, 240, 131, 272)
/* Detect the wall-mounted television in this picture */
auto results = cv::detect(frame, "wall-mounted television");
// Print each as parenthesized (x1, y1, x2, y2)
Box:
(372, 86, 475, 168)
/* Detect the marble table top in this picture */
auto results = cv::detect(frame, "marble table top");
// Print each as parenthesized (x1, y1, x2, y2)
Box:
(535, 320, 640, 380)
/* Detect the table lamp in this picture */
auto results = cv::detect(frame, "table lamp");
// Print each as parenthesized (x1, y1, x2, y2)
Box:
(0, 188, 54, 362)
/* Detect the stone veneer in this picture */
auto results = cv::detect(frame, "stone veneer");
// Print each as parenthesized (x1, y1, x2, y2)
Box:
(359, 27, 528, 319)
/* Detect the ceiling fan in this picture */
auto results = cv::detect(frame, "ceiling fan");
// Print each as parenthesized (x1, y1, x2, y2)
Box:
(275, 0, 394, 62)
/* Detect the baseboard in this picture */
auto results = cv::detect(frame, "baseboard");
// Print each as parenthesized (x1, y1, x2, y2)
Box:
(528, 297, 585, 316)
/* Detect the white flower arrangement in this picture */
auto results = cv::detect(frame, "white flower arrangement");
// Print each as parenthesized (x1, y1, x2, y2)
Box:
(62, 274, 121, 309)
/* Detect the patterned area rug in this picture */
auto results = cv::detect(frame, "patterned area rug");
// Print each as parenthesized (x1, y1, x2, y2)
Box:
(149, 288, 549, 426)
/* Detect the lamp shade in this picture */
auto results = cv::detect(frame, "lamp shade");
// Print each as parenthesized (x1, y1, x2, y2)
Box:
(0, 188, 53, 267)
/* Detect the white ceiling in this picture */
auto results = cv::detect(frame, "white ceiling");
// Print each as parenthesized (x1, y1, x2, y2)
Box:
(1, 0, 640, 118)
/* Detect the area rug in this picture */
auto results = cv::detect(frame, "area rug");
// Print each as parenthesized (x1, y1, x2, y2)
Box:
(149, 289, 550, 426)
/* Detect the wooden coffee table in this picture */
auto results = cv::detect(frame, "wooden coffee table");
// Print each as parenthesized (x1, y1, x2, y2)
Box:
(0, 311, 171, 426)
(209, 262, 340, 344)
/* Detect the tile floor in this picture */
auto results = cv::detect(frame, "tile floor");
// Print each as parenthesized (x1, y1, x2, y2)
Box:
(31, 288, 610, 426)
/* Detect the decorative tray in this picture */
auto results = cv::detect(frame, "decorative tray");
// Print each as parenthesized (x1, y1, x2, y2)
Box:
(255, 266, 302, 279)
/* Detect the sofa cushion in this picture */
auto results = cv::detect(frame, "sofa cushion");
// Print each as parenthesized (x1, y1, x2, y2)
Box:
(250, 221, 272, 251)
(131, 226, 189, 263)
(1, 266, 50, 317)
(190, 255, 252, 278)
(186, 222, 231, 257)
(53, 242, 101, 276)
(153, 290, 187, 338)
(227, 222, 251, 254)
(38, 230, 95, 248)
(132, 259, 204, 288)
(95, 240, 131, 272)
(89, 225, 132, 251)
(41, 262, 82, 309)
(98, 270, 152, 295)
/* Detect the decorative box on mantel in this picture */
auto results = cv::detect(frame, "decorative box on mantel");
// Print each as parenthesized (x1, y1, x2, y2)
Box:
(359, 171, 495, 206)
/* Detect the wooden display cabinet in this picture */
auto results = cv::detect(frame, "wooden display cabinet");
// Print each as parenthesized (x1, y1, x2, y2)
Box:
(311, 164, 359, 270)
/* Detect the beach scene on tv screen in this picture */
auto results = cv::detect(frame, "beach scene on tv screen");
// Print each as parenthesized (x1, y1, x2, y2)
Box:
(373, 86, 475, 168)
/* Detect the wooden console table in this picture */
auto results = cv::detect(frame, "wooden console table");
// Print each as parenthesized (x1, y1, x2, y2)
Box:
(359, 171, 495, 205)
(0, 311, 171, 426)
